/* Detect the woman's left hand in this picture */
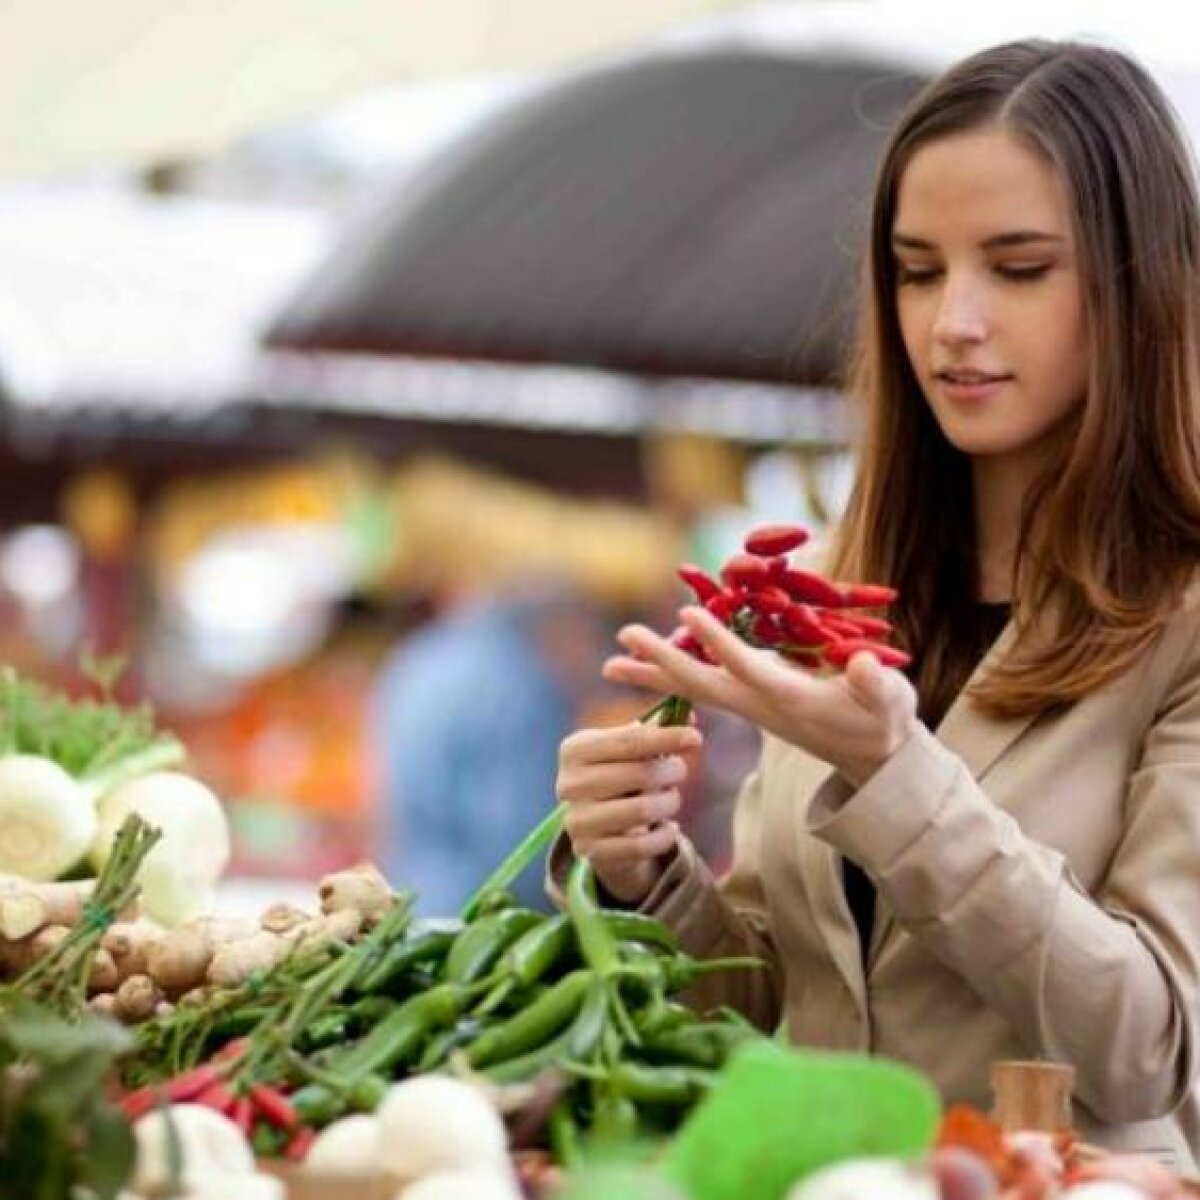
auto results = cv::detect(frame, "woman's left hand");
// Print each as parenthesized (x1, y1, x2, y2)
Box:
(604, 605, 919, 787)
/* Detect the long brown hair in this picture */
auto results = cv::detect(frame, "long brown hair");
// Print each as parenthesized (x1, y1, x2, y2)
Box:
(831, 39, 1200, 719)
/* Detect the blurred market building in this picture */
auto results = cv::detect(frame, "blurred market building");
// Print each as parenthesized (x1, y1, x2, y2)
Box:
(4, 0, 1198, 902)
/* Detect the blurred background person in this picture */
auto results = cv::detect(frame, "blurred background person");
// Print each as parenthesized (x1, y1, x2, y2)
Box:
(371, 576, 608, 915)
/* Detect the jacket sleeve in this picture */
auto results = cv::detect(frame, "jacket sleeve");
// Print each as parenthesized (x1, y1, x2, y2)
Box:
(546, 760, 787, 1033)
(806, 624, 1200, 1124)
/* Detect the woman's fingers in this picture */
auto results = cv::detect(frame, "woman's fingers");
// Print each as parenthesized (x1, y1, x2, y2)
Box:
(586, 821, 681, 868)
(560, 721, 701, 767)
(563, 789, 683, 843)
(679, 605, 783, 692)
(557, 755, 689, 804)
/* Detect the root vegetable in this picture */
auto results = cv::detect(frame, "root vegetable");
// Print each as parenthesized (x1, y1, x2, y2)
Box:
(148, 918, 253, 994)
(928, 1148, 999, 1200)
(375, 1076, 509, 1183)
(103, 921, 159, 980)
(290, 907, 364, 952)
(319, 863, 393, 926)
(115, 974, 165, 1023)
(88, 994, 119, 1019)
(0, 879, 91, 939)
(260, 904, 310, 936)
(207, 932, 290, 988)
(0, 754, 99, 881)
(87, 948, 119, 994)
(132, 1104, 255, 1193)
(92, 771, 230, 926)
(305, 1115, 381, 1174)
(30, 925, 70, 960)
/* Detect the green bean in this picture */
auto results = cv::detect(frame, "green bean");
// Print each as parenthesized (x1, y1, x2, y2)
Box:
(609, 1061, 716, 1108)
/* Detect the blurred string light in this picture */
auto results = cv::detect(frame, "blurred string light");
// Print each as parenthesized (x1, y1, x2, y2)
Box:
(172, 524, 358, 678)
(0, 525, 80, 606)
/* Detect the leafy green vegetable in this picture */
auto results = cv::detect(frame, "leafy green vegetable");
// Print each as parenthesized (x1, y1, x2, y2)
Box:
(0, 665, 184, 793)
(0, 1001, 135, 1200)
(666, 1042, 941, 1200)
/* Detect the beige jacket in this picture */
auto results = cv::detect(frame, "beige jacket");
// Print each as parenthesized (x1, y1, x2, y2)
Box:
(549, 589, 1200, 1170)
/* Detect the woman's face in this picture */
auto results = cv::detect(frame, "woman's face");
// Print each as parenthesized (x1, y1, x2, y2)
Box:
(892, 126, 1089, 463)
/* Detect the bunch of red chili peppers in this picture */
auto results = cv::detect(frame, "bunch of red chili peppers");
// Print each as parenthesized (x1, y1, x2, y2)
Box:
(117, 1038, 315, 1161)
(671, 523, 909, 670)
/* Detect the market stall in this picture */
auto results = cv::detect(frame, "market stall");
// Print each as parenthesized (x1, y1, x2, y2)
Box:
(0, 525, 1196, 1199)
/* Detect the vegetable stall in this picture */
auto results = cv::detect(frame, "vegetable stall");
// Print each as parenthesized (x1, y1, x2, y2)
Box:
(0, 528, 1195, 1199)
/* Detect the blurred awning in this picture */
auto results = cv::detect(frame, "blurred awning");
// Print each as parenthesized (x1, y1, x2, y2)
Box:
(0, 0, 746, 179)
(262, 50, 928, 421)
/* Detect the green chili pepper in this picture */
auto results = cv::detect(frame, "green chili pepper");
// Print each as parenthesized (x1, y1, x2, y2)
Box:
(603, 910, 679, 954)
(635, 1000, 694, 1038)
(475, 913, 577, 1015)
(443, 908, 541, 986)
(662, 953, 765, 991)
(467, 970, 591, 1068)
(609, 1062, 716, 1108)
(566, 978, 611, 1061)
(591, 1089, 640, 1142)
(472, 889, 518, 917)
(643, 1022, 756, 1069)
(359, 928, 456, 995)
(331, 983, 473, 1079)
(416, 1018, 485, 1072)
(348, 995, 397, 1030)
(566, 859, 621, 976)
(549, 1102, 583, 1171)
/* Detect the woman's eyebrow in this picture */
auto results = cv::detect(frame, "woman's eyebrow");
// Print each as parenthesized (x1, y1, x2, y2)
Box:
(891, 230, 1066, 250)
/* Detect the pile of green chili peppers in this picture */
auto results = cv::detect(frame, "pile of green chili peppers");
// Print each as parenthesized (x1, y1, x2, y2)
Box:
(278, 858, 764, 1161)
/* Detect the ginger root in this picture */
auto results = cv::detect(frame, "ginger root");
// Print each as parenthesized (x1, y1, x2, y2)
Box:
(114, 974, 165, 1023)
(319, 863, 394, 927)
(207, 931, 291, 988)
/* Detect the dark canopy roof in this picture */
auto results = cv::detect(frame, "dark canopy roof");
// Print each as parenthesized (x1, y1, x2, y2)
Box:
(266, 50, 928, 388)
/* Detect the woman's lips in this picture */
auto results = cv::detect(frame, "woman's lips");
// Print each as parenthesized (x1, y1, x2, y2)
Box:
(935, 372, 1012, 403)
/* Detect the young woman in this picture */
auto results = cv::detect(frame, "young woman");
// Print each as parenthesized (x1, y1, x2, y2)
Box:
(551, 40, 1200, 1166)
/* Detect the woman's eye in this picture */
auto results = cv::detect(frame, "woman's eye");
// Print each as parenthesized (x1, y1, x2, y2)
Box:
(996, 263, 1052, 281)
(896, 264, 941, 285)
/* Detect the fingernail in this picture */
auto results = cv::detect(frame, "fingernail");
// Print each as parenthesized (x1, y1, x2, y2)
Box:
(656, 789, 682, 818)
(650, 756, 686, 786)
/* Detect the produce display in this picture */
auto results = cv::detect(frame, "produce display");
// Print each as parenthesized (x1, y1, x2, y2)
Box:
(0, 530, 1197, 1198)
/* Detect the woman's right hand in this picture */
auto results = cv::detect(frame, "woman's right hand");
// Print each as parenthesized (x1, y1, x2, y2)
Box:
(556, 720, 703, 906)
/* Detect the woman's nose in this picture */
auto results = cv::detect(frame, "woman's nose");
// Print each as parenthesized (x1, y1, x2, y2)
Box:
(931, 278, 988, 345)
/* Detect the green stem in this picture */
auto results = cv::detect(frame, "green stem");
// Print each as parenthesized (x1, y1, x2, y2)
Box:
(461, 696, 693, 922)
(80, 739, 187, 803)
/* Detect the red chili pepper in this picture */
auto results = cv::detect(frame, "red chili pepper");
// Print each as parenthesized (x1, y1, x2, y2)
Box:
(745, 586, 791, 616)
(744, 523, 810, 557)
(231, 1096, 255, 1137)
(164, 1064, 224, 1104)
(285, 1127, 317, 1162)
(823, 639, 912, 669)
(720, 554, 772, 590)
(814, 614, 864, 640)
(705, 592, 740, 623)
(776, 568, 845, 608)
(249, 1084, 301, 1132)
(782, 647, 823, 669)
(677, 564, 722, 603)
(118, 1086, 163, 1122)
(194, 1080, 238, 1116)
(214, 1038, 251, 1063)
(781, 604, 831, 646)
(834, 613, 894, 638)
(751, 614, 787, 647)
(839, 583, 898, 608)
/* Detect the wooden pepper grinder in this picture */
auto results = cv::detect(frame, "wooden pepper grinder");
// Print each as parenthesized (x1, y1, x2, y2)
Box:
(990, 1060, 1076, 1132)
